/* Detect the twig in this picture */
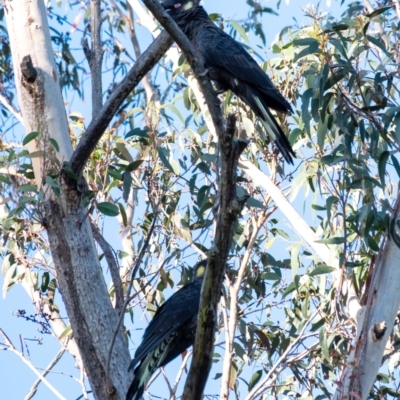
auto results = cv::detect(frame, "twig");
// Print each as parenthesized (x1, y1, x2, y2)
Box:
(245, 309, 319, 400)
(362, 0, 389, 47)
(170, 350, 193, 399)
(90, 221, 124, 313)
(141, 0, 225, 140)
(0, 328, 66, 400)
(394, 0, 400, 20)
(105, 209, 159, 391)
(220, 213, 269, 400)
(0, 93, 24, 124)
(24, 346, 65, 400)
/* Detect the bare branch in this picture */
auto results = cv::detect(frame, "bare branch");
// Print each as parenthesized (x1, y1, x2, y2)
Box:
(0, 93, 24, 124)
(24, 346, 65, 400)
(105, 209, 159, 389)
(171, 350, 193, 399)
(220, 213, 269, 400)
(88, 0, 104, 116)
(182, 116, 248, 400)
(90, 221, 124, 313)
(245, 310, 319, 400)
(0, 329, 66, 400)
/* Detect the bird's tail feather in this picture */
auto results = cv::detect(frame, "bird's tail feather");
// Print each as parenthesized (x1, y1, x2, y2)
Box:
(126, 372, 146, 400)
(254, 95, 295, 164)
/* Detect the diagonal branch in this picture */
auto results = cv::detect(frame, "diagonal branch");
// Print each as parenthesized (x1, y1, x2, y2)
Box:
(0, 329, 66, 400)
(24, 346, 65, 400)
(90, 221, 124, 313)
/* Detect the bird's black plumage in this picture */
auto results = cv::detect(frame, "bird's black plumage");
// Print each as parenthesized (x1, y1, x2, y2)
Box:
(162, 0, 295, 164)
(126, 260, 206, 400)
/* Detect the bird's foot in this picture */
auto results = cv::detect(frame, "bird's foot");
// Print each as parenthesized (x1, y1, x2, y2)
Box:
(198, 68, 209, 77)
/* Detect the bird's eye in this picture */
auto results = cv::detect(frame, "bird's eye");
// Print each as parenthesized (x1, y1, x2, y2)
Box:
(174, 3, 181, 8)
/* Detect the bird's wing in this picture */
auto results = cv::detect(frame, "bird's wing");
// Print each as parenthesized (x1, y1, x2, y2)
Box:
(196, 27, 291, 113)
(129, 280, 201, 369)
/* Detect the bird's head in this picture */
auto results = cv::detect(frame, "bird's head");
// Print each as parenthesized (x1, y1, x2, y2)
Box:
(162, 0, 197, 17)
(193, 259, 207, 280)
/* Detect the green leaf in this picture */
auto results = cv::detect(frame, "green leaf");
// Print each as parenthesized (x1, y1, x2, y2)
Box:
(309, 265, 335, 276)
(2, 263, 17, 299)
(158, 147, 179, 174)
(317, 114, 329, 150)
(281, 282, 295, 299)
(0, 175, 11, 184)
(319, 325, 330, 361)
(367, 234, 380, 252)
(366, 6, 392, 18)
(230, 20, 250, 44)
(63, 166, 79, 181)
(119, 203, 128, 227)
(125, 127, 150, 139)
(315, 237, 345, 244)
(41, 272, 50, 292)
(123, 172, 132, 202)
(391, 155, 400, 178)
(18, 184, 38, 193)
(97, 202, 120, 217)
(246, 197, 265, 209)
(163, 103, 185, 124)
(312, 204, 326, 211)
(293, 38, 319, 46)
(248, 370, 263, 391)
(58, 325, 73, 340)
(378, 151, 389, 189)
(366, 35, 388, 54)
(49, 138, 60, 152)
(27, 150, 45, 158)
(126, 160, 144, 172)
(23, 131, 39, 146)
(262, 272, 281, 280)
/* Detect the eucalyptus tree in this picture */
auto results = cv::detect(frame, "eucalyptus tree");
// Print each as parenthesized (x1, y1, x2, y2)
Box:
(1, 1, 400, 400)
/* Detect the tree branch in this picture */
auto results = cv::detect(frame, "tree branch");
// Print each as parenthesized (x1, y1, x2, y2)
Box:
(88, 0, 104, 116)
(139, 3, 248, 398)
(90, 221, 124, 313)
(184, 115, 247, 400)
(141, 0, 224, 139)
(69, 30, 173, 177)
(0, 93, 24, 124)
(24, 346, 65, 400)
(220, 213, 269, 400)
(0, 329, 66, 400)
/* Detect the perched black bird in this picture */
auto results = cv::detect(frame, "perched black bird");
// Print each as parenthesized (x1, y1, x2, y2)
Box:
(126, 260, 206, 400)
(162, 0, 295, 164)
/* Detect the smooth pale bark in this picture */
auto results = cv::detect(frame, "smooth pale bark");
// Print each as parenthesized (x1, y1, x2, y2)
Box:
(5, 0, 73, 185)
(333, 189, 400, 400)
(5, 1, 131, 399)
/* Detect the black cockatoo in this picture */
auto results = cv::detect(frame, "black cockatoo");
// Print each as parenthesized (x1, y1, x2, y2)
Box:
(126, 260, 206, 400)
(162, 0, 295, 164)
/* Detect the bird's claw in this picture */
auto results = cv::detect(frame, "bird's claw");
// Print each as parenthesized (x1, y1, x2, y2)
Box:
(198, 68, 209, 77)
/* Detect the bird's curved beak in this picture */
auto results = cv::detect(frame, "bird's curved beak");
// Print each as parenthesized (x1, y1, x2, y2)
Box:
(162, 0, 175, 11)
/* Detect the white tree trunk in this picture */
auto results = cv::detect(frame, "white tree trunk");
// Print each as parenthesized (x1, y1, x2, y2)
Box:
(5, 1, 131, 399)
(5, 0, 73, 185)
